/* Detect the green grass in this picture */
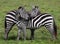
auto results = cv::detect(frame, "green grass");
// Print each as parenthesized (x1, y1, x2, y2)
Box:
(0, 0, 60, 44)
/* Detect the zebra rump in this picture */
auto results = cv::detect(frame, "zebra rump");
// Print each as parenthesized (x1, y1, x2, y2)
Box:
(5, 10, 17, 29)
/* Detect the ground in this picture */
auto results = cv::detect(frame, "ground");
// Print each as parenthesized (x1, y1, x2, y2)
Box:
(0, 0, 60, 44)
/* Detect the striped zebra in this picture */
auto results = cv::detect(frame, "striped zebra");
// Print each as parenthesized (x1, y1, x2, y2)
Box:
(27, 6, 57, 40)
(4, 6, 29, 40)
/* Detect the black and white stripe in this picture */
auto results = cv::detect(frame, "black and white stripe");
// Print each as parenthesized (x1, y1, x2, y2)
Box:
(5, 10, 17, 23)
(31, 13, 53, 28)
(5, 10, 18, 29)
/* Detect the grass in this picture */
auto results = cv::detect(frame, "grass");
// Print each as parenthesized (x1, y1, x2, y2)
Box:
(0, 0, 60, 44)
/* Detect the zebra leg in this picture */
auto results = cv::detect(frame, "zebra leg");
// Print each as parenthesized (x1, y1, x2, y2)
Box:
(5, 28, 9, 40)
(5, 23, 15, 40)
(45, 24, 57, 40)
(21, 24, 26, 40)
(17, 22, 26, 40)
(17, 29, 21, 40)
(30, 29, 35, 40)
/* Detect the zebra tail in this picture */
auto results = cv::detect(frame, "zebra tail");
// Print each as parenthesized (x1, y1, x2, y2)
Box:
(53, 19, 57, 38)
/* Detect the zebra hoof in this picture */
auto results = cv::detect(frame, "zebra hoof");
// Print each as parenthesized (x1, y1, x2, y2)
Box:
(30, 37, 34, 40)
(4, 37, 8, 40)
(4, 38, 8, 40)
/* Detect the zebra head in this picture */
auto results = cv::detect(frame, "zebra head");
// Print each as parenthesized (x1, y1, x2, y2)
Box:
(29, 6, 41, 18)
(16, 6, 29, 20)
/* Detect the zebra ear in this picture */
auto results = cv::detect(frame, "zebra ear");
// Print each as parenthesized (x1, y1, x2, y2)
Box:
(32, 5, 38, 8)
(35, 6, 38, 8)
(18, 6, 22, 9)
(18, 6, 24, 9)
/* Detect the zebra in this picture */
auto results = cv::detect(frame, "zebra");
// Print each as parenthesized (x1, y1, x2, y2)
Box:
(27, 6, 57, 40)
(4, 6, 29, 40)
